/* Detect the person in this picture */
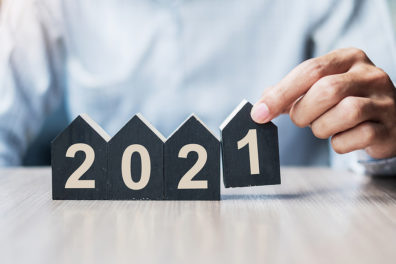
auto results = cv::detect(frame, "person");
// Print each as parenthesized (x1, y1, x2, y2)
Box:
(0, 0, 395, 175)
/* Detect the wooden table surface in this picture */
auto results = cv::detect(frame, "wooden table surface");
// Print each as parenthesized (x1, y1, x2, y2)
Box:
(0, 167, 396, 264)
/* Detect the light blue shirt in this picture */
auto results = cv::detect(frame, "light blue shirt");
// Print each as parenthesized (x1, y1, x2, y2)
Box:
(0, 0, 396, 174)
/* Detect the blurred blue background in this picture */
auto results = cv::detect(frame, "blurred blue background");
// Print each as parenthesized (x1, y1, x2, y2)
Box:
(389, 0, 396, 30)
(0, 0, 395, 166)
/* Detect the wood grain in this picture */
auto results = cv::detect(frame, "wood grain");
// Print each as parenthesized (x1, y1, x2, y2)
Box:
(0, 167, 396, 264)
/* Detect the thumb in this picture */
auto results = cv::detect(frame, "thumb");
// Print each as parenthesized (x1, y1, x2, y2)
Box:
(250, 87, 291, 124)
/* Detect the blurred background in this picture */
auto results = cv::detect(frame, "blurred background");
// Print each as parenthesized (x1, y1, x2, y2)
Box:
(1, 0, 396, 166)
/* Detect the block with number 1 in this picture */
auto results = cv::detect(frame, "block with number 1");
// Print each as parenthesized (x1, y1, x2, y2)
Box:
(220, 100, 280, 188)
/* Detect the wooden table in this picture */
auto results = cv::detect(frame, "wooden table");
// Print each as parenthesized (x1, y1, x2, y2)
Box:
(0, 167, 395, 264)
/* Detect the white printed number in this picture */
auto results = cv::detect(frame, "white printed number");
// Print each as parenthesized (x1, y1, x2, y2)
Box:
(64, 142, 208, 190)
(237, 129, 260, 175)
(121, 144, 151, 190)
(65, 143, 96, 189)
(177, 144, 208, 189)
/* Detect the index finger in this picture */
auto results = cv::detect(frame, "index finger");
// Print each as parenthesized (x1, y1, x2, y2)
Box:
(250, 48, 370, 123)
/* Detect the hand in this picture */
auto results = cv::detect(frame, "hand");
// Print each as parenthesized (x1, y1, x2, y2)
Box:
(251, 48, 396, 159)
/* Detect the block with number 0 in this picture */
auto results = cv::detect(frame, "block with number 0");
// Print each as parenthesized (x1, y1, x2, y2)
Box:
(164, 115, 220, 200)
(220, 100, 281, 188)
(51, 114, 111, 200)
(108, 114, 165, 200)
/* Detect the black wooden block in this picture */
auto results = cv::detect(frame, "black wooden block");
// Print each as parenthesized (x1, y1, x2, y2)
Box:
(220, 100, 280, 188)
(108, 114, 165, 200)
(164, 115, 220, 200)
(51, 114, 111, 200)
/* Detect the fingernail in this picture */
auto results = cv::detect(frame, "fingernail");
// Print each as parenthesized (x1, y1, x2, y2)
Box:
(251, 102, 270, 123)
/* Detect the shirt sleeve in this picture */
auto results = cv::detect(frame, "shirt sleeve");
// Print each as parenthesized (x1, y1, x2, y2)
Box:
(309, 0, 396, 175)
(358, 152, 396, 176)
(0, 0, 65, 166)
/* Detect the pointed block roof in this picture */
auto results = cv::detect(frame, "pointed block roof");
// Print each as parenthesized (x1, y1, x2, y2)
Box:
(166, 114, 219, 141)
(220, 99, 277, 131)
(109, 113, 166, 143)
(52, 113, 111, 143)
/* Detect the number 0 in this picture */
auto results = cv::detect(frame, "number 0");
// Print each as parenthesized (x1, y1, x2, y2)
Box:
(121, 144, 151, 190)
(237, 129, 260, 175)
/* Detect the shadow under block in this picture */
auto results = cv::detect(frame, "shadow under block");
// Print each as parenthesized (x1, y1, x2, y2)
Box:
(220, 100, 280, 188)
(51, 114, 111, 200)
(108, 114, 165, 200)
(164, 115, 220, 200)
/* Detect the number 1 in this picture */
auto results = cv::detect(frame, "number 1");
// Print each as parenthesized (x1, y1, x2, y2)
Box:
(237, 129, 260, 175)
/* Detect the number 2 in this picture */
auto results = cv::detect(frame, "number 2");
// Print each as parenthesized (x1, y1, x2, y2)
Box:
(177, 144, 208, 189)
(237, 129, 260, 175)
(65, 143, 95, 189)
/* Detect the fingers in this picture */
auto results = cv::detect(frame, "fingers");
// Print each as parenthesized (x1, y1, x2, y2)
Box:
(251, 48, 371, 123)
(289, 73, 352, 127)
(250, 46, 396, 158)
(289, 68, 373, 127)
(289, 64, 387, 127)
(331, 121, 385, 155)
(310, 97, 383, 139)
